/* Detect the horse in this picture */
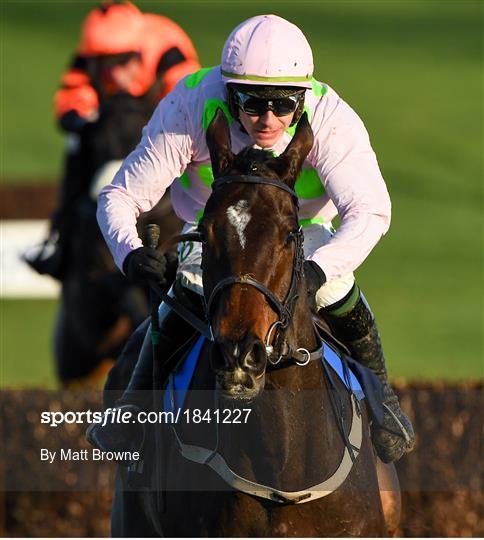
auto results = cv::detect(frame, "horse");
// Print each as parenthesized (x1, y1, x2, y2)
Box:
(55, 93, 182, 387)
(110, 109, 398, 536)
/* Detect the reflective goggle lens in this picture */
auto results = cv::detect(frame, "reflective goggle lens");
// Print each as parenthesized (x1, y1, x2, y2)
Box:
(236, 92, 300, 117)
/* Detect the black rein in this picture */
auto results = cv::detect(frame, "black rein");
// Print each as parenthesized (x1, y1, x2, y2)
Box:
(156, 174, 321, 366)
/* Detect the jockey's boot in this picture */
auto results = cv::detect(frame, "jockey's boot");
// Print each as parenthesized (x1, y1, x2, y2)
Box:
(321, 286, 415, 463)
(86, 280, 202, 455)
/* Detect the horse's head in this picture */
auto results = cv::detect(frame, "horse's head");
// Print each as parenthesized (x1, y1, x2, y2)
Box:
(201, 109, 314, 400)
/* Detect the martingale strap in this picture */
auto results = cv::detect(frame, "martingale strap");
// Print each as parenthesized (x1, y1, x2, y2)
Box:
(171, 393, 362, 504)
(150, 281, 213, 341)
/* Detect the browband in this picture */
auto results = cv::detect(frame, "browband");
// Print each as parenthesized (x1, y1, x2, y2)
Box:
(212, 175, 299, 207)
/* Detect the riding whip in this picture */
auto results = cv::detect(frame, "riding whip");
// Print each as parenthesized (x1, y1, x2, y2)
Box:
(144, 223, 165, 513)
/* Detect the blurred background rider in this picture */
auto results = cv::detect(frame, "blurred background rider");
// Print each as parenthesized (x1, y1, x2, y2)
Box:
(26, 1, 199, 278)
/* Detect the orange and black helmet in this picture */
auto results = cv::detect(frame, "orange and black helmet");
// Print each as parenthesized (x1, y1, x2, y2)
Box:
(78, 2, 144, 57)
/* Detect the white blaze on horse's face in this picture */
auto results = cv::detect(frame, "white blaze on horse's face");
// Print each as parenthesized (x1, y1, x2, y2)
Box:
(226, 200, 251, 249)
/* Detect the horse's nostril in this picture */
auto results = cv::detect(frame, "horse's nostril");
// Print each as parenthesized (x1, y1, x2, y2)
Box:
(241, 340, 266, 373)
(210, 340, 231, 371)
(212, 335, 266, 376)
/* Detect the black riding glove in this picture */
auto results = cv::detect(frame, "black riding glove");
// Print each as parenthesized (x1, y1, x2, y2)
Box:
(303, 260, 326, 298)
(59, 109, 91, 134)
(123, 247, 167, 286)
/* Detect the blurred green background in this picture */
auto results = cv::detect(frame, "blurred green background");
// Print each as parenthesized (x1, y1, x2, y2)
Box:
(1, 0, 482, 386)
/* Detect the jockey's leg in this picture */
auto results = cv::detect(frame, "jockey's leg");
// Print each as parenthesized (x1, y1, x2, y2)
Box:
(302, 222, 414, 463)
(318, 282, 415, 463)
(86, 279, 202, 454)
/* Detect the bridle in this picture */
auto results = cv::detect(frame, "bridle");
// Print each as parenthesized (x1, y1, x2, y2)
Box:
(203, 175, 323, 366)
(154, 174, 323, 366)
(157, 175, 363, 505)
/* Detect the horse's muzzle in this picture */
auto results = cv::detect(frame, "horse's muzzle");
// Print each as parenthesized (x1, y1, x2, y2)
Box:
(211, 334, 267, 401)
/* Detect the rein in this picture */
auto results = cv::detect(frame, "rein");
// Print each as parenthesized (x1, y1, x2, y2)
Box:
(207, 175, 323, 365)
(159, 174, 361, 505)
(156, 174, 323, 366)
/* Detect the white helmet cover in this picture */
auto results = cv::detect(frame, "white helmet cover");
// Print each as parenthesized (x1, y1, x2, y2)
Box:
(221, 14, 314, 88)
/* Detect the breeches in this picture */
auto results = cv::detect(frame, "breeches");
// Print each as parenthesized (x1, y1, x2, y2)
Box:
(176, 222, 355, 309)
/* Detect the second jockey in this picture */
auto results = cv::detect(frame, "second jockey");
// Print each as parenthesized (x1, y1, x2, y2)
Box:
(26, 1, 199, 278)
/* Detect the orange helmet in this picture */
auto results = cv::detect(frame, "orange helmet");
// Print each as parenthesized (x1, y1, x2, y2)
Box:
(79, 2, 144, 56)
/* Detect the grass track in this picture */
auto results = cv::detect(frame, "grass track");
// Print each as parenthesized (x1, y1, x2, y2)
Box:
(1, 299, 58, 387)
(1, 1, 482, 385)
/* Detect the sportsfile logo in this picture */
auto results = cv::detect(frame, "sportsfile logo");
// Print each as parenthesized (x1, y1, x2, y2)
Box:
(41, 408, 142, 428)
(40, 407, 252, 427)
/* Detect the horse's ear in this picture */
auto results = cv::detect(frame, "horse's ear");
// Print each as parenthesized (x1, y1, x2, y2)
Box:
(206, 108, 235, 178)
(278, 112, 314, 187)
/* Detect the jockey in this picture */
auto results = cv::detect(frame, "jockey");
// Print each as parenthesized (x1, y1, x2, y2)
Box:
(26, 1, 199, 278)
(90, 14, 415, 463)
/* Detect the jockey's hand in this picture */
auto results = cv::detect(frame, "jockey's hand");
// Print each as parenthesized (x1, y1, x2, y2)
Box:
(59, 109, 94, 134)
(123, 247, 167, 286)
(303, 260, 326, 298)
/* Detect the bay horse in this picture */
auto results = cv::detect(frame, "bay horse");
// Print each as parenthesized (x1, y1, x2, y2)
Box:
(55, 93, 181, 387)
(111, 109, 391, 536)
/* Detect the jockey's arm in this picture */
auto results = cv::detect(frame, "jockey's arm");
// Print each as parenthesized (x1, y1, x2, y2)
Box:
(97, 90, 193, 272)
(54, 55, 99, 133)
(156, 47, 200, 98)
(306, 95, 391, 282)
(141, 14, 200, 98)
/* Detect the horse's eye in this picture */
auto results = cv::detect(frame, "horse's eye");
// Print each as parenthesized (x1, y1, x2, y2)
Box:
(285, 228, 301, 247)
(285, 232, 295, 246)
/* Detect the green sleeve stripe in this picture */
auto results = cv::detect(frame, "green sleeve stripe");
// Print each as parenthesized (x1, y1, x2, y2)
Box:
(203, 99, 233, 131)
(300, 217, 326, 227)
(198, 164, 214, 187)
(221, 69, 312, 84)
(184, 67, 216, 89)
(311, 78, 328, 97)
(295, 168, 325, 199)
(179, 171, 191, 189)
(195, 209, 205, 223)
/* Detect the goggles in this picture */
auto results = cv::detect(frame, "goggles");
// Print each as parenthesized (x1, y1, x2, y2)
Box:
(236, 91, 301, 117)
(97, 51, 141, 68)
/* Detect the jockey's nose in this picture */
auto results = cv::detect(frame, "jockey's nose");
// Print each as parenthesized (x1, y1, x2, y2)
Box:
(258, 109, 278, 125)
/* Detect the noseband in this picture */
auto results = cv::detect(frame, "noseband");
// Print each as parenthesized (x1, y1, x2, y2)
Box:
(204, 175, 320, 366)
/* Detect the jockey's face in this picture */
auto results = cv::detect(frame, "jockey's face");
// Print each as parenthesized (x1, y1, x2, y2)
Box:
(239, 109, 294, 149)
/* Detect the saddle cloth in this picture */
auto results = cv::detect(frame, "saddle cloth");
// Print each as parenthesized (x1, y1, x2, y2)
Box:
(163, 337, 365, 415)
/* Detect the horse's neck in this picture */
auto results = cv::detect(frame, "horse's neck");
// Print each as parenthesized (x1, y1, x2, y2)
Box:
(220, 366, 342, 488)
(220, 287, 343, 487)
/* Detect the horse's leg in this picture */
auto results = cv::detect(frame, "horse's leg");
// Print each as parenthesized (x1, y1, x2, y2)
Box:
(111, 468, 159, 537)
(54, 300, 107, 387)
(376, 458, 401, 536)
(96, 287, 148, 359)
(103, 317, 150, 408)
